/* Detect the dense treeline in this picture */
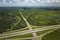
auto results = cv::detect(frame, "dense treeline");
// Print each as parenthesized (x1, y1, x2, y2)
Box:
(21, 9, 60, 26)
(0, 8, 60, 33)
(0, 9, 26, 33)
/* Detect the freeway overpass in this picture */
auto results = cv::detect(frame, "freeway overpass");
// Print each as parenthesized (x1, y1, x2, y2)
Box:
(0, 25, 60, 39)
(0, 11, 60, 40)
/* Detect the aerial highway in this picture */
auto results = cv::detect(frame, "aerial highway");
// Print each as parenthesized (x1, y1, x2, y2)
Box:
(0, 11, 60, 40)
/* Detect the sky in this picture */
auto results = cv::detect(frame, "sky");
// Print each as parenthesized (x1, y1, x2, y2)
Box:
(0, 0, 60, 7)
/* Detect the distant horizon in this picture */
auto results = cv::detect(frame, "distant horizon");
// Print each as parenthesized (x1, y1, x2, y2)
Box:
(0, 6, 60, 10)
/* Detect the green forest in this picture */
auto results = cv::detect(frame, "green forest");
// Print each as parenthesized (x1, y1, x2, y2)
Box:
(0, 9, 60, 33)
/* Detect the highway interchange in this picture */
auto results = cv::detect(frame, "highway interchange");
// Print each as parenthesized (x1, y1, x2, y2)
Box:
(0, 11, 60, 40)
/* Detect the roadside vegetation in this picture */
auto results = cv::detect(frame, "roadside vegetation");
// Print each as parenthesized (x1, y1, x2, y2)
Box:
(0, 8, 60, 34)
